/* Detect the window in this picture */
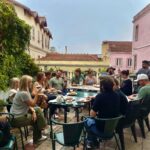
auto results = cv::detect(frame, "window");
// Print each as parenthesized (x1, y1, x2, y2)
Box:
(42, 34, 44, 48)
(116, 58, 122, 66)
(133, 55, 137, 70)
(31, 27, 35, 40)
(38, 31, 40, 43)
(135, 25, 139, 41)
(127, 58, 132, 67)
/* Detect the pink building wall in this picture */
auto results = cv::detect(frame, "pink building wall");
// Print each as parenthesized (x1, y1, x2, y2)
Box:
(110, 52, 132, 72)
(132, 5, 150, 72)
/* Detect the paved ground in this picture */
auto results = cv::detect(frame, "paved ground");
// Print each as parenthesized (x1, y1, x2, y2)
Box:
(12, 108, 150, 150)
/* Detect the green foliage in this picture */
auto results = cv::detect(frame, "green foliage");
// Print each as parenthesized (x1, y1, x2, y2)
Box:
(0, 0, 39, 90)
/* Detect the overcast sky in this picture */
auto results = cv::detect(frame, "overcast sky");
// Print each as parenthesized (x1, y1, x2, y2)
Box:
(17, 0, 150, 54)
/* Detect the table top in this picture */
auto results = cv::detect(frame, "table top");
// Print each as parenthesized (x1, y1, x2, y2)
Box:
(48, 90, 97, 106)
(68, 85, 100, 92)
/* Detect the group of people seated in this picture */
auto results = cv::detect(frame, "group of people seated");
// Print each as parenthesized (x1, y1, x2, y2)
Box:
(1, 61, 150, 148)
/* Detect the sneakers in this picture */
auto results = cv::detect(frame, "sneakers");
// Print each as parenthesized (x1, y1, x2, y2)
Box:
(38, 135, 47, 142)
(86, 140, 99, 149)
(86, 140, 93, 149)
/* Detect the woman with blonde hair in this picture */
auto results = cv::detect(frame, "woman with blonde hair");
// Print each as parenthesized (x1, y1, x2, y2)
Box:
(10, 75, 47, 144)
(7, 77, 20, 112)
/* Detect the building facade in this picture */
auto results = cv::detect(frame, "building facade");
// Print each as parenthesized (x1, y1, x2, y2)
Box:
(102, 41, 132, 72)
(35, 53, 108, 79)
(132, 4, 150, 72)
(9, 0, 52, 59)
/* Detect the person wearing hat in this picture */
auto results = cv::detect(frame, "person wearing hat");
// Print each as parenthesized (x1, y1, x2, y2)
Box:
(129, 74, 150, 104)
(136, 60, 150, 79)
(106, 66, 116, 76)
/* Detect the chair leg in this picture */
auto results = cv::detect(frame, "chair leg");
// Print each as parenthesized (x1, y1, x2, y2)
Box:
(145, 117, 150, 131)
(117, 129, 125, 150)
(73, 146, 76, 150)
(24, 126, 28, 140)
(19, 128, 25, 150)
(15, 136, 18, 150)
(131, 124, 137, 142)
(137, 119, 146, 138)
(114, 133, 121, 150)
(52, 139, 56, 150)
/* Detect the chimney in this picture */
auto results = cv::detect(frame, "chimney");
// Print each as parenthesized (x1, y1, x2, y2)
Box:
(65, 46, 68, 54)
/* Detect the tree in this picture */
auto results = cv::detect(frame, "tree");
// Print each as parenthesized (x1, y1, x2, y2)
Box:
(0, 0, 39, 90)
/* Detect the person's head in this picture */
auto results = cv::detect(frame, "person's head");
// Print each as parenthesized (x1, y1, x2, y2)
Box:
(10, 77, 20, 90)
(113, 78, 120, 90)
(36, 72, 46, 82)
(45, 71, 51, 80)
(106, 67, 116, 75)
(100, 76, 114, 92)
(87, 69, 94, 77)
(142, 60, 149, 69)
(56, 70, 62, 78)
(75, 68, 81, 77)
(121, 70, 129, 79)
(51, 71, 56, 78)
(136, 74, 149, 86)
(19, 75, 33, 91)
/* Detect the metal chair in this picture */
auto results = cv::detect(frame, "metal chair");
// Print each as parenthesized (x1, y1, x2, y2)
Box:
(50, 118, 85, 150)
(116, 100, 140, 150)
(84, 115, 122, 150)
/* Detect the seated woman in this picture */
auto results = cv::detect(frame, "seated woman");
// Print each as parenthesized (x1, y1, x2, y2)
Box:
(33, 72, 57, 103)
(120, 70, 133, 96)
(85, 69, 97, 85)
(84, 76, 121, 149)
(7, 77, 20, 112)
(10, 75, 47, 144)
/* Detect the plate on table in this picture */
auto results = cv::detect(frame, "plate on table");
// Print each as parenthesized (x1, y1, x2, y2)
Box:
(48, 99, 57, 103)
(93, 84, 100, 88)
(67, 92, 77, 96)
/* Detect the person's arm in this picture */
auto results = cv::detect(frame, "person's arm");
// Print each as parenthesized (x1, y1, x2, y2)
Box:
(0, 116, 7, 122)
(84, 76, 88, 85)
(25, 93, 39, 107)
(93, 76, 97, 84)
(90, 109, 97, 117)
(48, 78, 53, 88)
(29, 107, 37, 122)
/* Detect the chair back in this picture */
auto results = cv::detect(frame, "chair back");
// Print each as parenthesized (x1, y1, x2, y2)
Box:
(63, 121, 84, 145)
(123, 100, 140, 125)
(95, 115, 122, 136)
(0, 131, 3, 143)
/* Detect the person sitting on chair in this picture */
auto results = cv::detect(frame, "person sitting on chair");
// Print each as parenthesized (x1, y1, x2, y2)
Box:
(84, 76, 121, 149)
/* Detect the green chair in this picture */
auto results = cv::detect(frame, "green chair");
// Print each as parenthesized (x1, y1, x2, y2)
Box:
(0, 112, 18, 150)
(0, 112, 28, 150)
(84, 115, 122, 150)
(50, 118, 85, 150)
(0, 131, 18, 150)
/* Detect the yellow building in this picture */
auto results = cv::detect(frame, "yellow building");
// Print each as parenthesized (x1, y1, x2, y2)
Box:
(101, 41, 110, 65)
(9, 0, 52, 59)
(35, 53, 108, 79)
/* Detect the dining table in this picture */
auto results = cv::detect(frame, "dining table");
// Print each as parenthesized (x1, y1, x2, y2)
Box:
(48, 87, 98, 123)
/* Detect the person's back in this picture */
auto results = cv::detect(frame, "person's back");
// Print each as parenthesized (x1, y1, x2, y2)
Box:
(93, 91, 120, 119)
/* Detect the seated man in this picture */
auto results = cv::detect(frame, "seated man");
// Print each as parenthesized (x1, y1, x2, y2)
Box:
(71, 68, 84, 85)
(130, 74, 150, 106)
(84, 76, 121, 149)
(49, 70, 65, 92)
